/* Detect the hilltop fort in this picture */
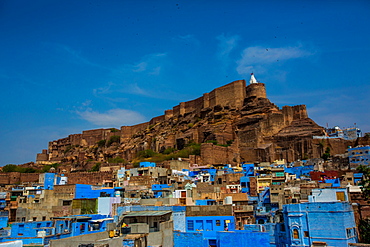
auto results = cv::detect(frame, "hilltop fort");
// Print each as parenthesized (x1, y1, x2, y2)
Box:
(36, 75, 357, 169)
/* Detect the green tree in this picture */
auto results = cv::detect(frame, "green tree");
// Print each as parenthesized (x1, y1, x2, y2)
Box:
(90, 162, 101, 172)
(357, 165, 370, 243)
(2, 164, 18, 172)
(322, 147, 331, 161)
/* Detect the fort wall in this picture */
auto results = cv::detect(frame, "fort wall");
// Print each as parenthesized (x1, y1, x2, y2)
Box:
(171, 80, 248, 118)
(200, 143, 238, 165)
(121, 122, 149, 140)
(65, 171, 112, 185)
(282, 105, 308, 125)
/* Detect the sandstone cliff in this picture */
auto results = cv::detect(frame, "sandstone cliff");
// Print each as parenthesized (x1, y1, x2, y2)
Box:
(36, 79, 340, 168)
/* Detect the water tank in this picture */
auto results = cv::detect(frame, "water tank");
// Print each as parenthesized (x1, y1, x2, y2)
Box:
(224, 196, 233, 205)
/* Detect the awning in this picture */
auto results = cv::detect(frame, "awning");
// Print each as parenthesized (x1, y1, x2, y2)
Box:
(89, 218, 114, 223)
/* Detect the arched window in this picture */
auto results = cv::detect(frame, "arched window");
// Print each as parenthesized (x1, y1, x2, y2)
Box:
(293, 229, 299, 239)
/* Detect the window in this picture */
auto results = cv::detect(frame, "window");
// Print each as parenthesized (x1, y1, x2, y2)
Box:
(293, 229, 299, 239)
(42, 216, 46, 221)
(346, 228, 356, 238)
(280, 224, 285, 232)
(206, 220, 213, 231)
(304, 231, 309, 237)
(33, 217, 37, 221)
(216, 220, 221, 226)
(63, 200, 72, 206)
(336, 192, 345, 201)
(195, 220, 203, 230)
(187, 220, 194, 231)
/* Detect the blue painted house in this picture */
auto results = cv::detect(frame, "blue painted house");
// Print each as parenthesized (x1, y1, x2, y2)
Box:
(283, 202, 357, 246)
(348, 146, 370, 169)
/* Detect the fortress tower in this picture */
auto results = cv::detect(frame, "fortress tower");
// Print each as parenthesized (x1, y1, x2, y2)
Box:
(245, 73, 267, 98)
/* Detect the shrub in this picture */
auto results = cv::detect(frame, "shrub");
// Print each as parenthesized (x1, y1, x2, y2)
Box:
(163, 147, 176, 155)
(97, 139, 106, 147)
(41, 163, 60, 173)
(107, 157, 125, 163)
(137, 149, 157, 158)
(322, 147, 331, 161)
(90, 162, 101, 172)
(107, 135, 120, 146)
(206, 140, 218, 145)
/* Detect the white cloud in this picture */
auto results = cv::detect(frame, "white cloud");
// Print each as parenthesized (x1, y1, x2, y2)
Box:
(236, 45, 313, 76)
(113, 53, 167, 77)
(77, 108, 146, 127)
(216, 34, 240, 59)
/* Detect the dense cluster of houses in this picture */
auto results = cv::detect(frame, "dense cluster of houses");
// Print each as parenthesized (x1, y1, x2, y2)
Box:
(0, 145, 369, 246)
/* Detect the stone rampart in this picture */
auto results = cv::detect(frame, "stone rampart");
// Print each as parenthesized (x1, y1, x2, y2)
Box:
(0, 172, 40, 185)
(121, 122, 149, 140)
(150, 115, 165, 125)
(201, 143, 238, 165)
(171, 80, 247, 117)
(65, 171, 113, 185)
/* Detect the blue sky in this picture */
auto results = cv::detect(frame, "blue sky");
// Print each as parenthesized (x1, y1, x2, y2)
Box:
(1, 0, 369, 165)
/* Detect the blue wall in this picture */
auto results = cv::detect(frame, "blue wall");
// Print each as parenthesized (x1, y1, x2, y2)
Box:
(9, 221, 53, 238)
(186, 215, 235, 241)
(44, 173, 55, 190)
(0, 216, 8, 228)
(349, 146, 370, 167)
(284, 165, 314, 179)
(74, 184, 114, 199)
(139, 162, 156, 167)
(195, 199, 216, 206)
(216, 230, 270, 247)
(174, 231, 208, 247)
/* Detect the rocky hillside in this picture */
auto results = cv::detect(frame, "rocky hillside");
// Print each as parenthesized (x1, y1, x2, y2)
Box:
(35, 79, 355, 170)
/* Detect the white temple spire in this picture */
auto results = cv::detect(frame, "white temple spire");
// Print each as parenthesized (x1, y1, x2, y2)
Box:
(249, 73, 258, 84)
